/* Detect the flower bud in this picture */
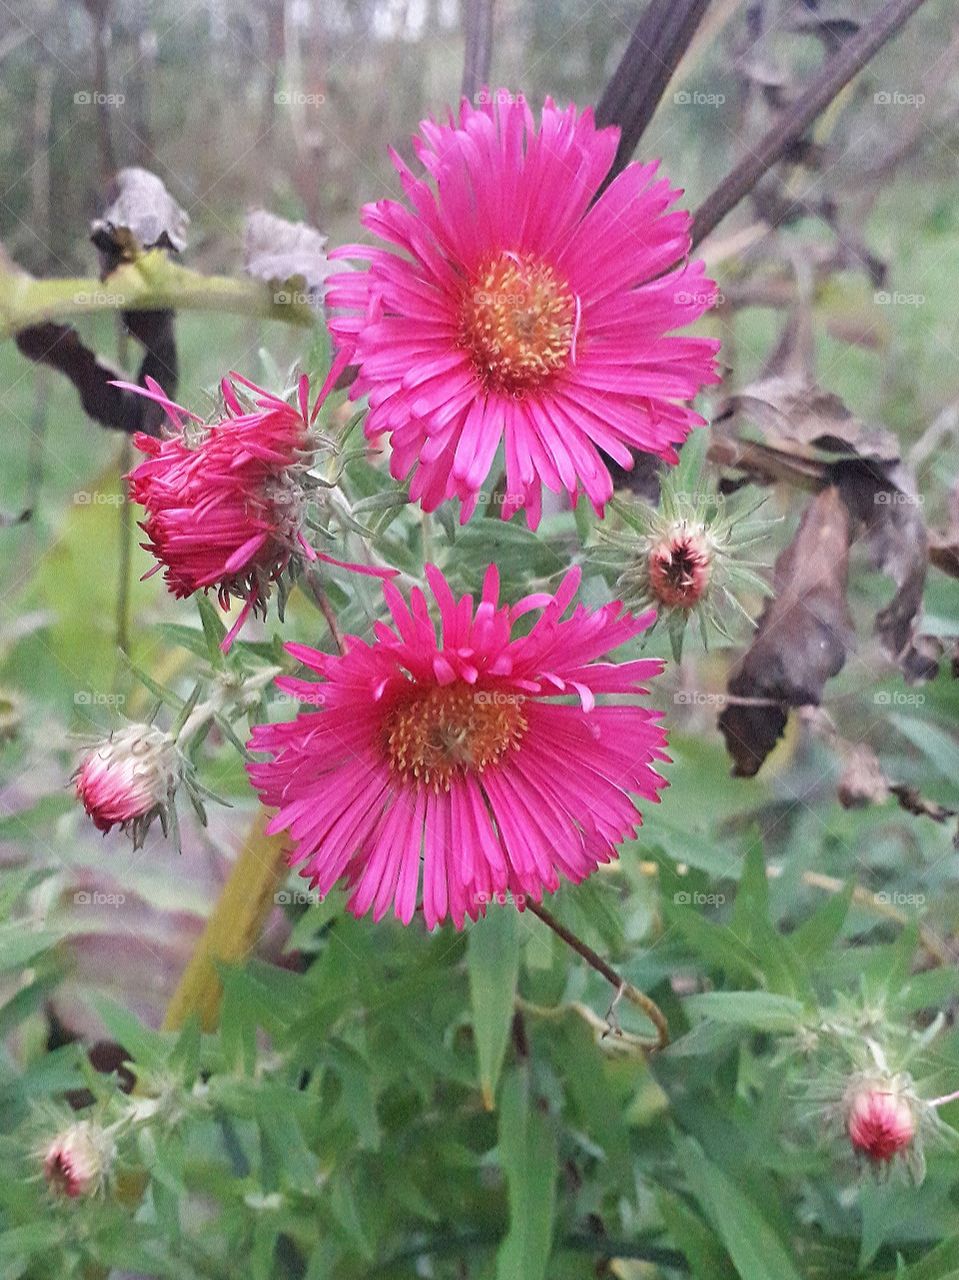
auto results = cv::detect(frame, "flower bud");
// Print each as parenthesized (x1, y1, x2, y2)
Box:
(845, 1078, 917, 1164)
(647, 526, 712, 608)
(75, 724, 179, 848)
(43, 1122, 112, 1198)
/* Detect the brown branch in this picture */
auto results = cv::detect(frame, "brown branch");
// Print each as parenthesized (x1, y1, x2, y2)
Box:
(461, 0, 495, 100)
(526, 900, 669, 1050)
(596, 0, 714, 185)
(303, 569, 347, 655)
(692, 0, 934, 247)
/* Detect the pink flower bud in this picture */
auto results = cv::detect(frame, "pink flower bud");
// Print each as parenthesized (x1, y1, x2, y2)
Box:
(647, 527, 712, 609)
(846, 1081, 917, 1164)
(75, 724, 178, 847)
(43, 1123, 110, 1198)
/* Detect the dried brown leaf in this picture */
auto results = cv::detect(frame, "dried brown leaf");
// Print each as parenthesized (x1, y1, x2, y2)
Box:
(719, 486, 853, 776)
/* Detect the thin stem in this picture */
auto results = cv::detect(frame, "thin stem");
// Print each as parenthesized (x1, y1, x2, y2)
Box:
(303, 568, 348, 655)
(526, 900, 670, 1050)
(928, 1089, 959, 1109)
(460, 0, 494, 100)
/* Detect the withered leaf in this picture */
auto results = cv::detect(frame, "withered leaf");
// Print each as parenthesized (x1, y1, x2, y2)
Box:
(835, 459, 933, 681)
(244, 210, 332, 303)
(91, 167, 189, 267)
(719, 486, 853, 777)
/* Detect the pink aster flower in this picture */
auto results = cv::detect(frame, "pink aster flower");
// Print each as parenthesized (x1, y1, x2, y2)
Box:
(122, 357, 387, 648)
(248, 564, 669, 928)
(327, 89, 721, 528)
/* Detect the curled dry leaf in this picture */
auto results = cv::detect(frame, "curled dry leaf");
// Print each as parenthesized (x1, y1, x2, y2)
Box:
(719, 485, 854, 777)
(91, 166, 190, 265)
(244, 209, 332, 304)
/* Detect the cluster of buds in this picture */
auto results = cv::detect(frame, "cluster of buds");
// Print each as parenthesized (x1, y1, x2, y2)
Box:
(593, 453, 773, 661)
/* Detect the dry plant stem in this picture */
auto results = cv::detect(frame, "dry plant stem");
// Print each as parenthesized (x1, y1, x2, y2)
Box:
(460, 0, 494, 100)
(526, 900, 670, 1050)
(691, 0, 933, 246)
(304, 568, 348, 655)
(163, 810, 290, 1032)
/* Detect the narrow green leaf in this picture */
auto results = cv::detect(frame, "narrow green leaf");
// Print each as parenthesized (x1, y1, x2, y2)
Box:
(495, 1068, 558, 1280)
(677, 1137, 802, 1280)
(467, 907, 520, 1109)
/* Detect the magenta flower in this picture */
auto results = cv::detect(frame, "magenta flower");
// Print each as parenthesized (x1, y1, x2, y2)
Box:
(123, 359, 387, 648)
(248, 565, 669, 928)
(328, 90, 721, 527)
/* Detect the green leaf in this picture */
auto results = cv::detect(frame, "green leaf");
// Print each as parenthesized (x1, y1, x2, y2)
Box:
(683, 991, 805, 1033)
(495, 1068, 558, 1280)
(677, 1137, 802, 1280)
(467, 907, 520, 1109)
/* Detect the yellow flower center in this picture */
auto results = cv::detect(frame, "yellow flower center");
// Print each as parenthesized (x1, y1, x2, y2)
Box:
(459, 252, 576, 394)
(383, 683, 528, 790)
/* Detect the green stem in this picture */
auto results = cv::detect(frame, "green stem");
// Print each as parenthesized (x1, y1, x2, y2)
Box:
(0, 250, 317, 338)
